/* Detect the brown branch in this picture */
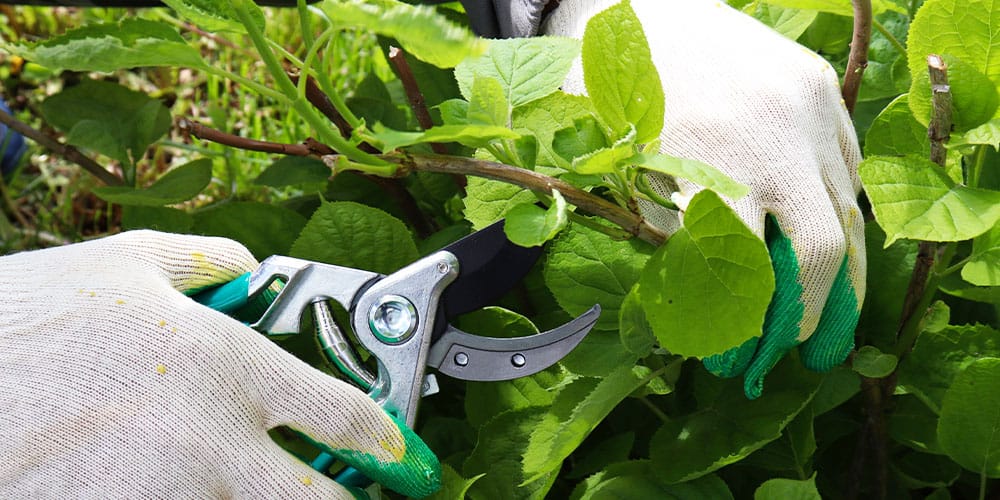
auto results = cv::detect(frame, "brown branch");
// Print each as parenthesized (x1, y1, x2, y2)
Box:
(0, 107, 123, 186)
(842, 0, 873, 116)
(353, 153, 670, 246)
(387, 47, 449, 156)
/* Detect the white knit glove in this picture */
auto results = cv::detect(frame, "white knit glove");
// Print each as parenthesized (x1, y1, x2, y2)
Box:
(543, 0, 866, 398)
(0, 231, 439, 498)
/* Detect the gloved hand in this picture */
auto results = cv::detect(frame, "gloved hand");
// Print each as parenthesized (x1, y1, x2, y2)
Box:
(0, 231, 440, 498)
(491, 0, 866, 399)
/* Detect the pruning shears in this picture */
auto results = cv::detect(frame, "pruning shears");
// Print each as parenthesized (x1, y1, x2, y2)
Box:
(191, 220, 600, 486)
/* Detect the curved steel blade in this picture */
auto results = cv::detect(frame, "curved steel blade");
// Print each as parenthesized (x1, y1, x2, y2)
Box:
(439, 219, 542, 320)
(426, 305, 601, 381)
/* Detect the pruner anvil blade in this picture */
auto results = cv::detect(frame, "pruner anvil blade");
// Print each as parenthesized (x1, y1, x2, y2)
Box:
(426, 305, 601, 382)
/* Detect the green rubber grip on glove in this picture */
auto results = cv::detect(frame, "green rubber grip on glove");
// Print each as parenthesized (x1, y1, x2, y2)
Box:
(704, 217, 859, 399)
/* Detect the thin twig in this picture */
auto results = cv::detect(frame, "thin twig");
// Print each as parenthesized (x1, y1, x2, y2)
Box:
(842, 0, 873, 116)
(387, 47, 449, 156)
(0, 108, 123, 186)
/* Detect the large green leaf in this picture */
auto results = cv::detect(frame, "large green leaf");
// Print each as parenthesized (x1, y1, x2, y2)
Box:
(572, 462, 733, 500)
(41, 80, 171, 168)
(94, 159, 212, 206)
(253, 156, 330, 187)
(544, 223, 652, 331)
(290, 201, 418, 274)
(743, 406, 816, 474)
(951, 118, 1000, 149)
(569, 126, 636, 174)
(8, 18, 206, 72)
(462, 177, 536, 230)
(504, 190, 569, 247)
(426, 464, 482, 500)
(463, 408, 557, 500)
(963, 224, 1000, 286)
(455, 37, 581, 110)
(522, 365, 654, 483)
(864, 95, 929, 158)
(889, 394, 944, 454)
(856, 222, 918, 350)
(631, 152, 749, 200)
(858, 11, 911, 103)
(907, 0, 1000, 128)
(581, 0, 664, 142)
(513, 92, 597, 168)
(162, 0, 264, 33)
(638, 190, 774, 359)
(618, 285, 657, 356)
(650, 357, 822, 483)
(754, 477, 821, 500)
(747, 4, 818, 40)
(898, 324, 1000, 413)
(193, 202, 307, 259)
(937, 358, 1000, 478)
(121, 206, 194, 233)
(322, 0, 486, 68)
(467, 77, 508, 127)
(859, 155, 1000, 246)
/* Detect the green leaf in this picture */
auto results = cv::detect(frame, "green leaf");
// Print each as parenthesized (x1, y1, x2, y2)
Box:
(290, 201, 418, 275)
(748, 4, 818, 40)
(638, 190, 774, 359)
(552, 116, 610, 168)
(374, 123, 518, 151)
(462, 177, 537, 230)
(569, 126, 636, 175)
(811, 365, 861, 416)
(162, 0, 263, 33)
(851, 345, 898, 378)
(94, 159, 212, 206)
(41, 80, 171, 168)
(522, 365, 653, 483)
(504, 190, 569, 247)
(121, 206, 194, 233)
(631, 152, 750, 200)
(858, 12, 911, 103)
(889, 394, 944, 454)
(464, 408, 557, 500)
(193, 202, 307, 259)
(559, 332, 638, 378)
(909, 54, 999, 132)
(513, 92, 597, 168)
(743, 406, 816, 474)
(566, 433, 635, 480)
(544, 223, 652, 331)
(322, 0, 486, 68)
(937, 357, 1000, 478)
(754, 476, 821, 500)
(467, 77, 509, 127)
(898, 324, 1000, 413)
(572, 463, 733, 500)
(951, 118, 1000, 149)
(619, 285, 657, 356)
(907, 0, 1000, 129)
(426, 464, 483, 500)
(893, 450, 962, 489)
(8, 19, 206, 72)
(760, 0, 903, 16)
(864, 95, 929, 158)
(253, 156, 330, 187)
(859, 155, 1000, 246)
(455, 37, 581, 109)
(581, 0, 664, 142)
(856, 222, 918, 350)
(963, 224, 1000, 286)
(939, 272, 1000, 304)
(650, 357, 822, 483)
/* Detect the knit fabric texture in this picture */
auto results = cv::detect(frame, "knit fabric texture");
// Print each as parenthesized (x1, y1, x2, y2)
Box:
(0, 231, 439, 498)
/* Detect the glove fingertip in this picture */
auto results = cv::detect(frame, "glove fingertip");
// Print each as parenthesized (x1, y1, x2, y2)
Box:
(318, 413, 441, 499)
(703, 336, 758, 378)
(799, 258, 859, 372)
